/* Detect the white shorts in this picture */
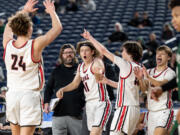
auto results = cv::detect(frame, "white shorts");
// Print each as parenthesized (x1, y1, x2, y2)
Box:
(6, 89, 42, 126)
(110, 106, 140, 135)
(148, 109, 174, 135)
(86, 100, 111, 131)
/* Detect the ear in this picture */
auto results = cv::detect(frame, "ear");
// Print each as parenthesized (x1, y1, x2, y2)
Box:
(91, 50, 95, 56)
(168, 56, 171, 61)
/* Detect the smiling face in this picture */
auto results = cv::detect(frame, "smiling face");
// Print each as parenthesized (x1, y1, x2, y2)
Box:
(171, 6, 180, 31)
(156, 50, 170, 67)
(80, 46, 94, 63)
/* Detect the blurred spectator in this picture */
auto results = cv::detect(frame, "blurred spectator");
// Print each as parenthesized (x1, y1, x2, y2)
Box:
(31, 11, 41, 25)
(137, 36, 146, 49)
(161, 23, 174, 41)
(143, 33, 159, 68)
(82, 0, 96, 11)
(55, 0, 68, 14)
(36, 28, 43, 36)
(0, 67, 4, 82)
(140, 12, 153, 27)
(66, 0, 78, 12)
(145, 32, 159, 57)
(128, 12, 141, 27)
(108, 22, 128, 43)
(0, 19, 5, 34)
(169, 52, 177, 72)
(0, 86, 7, 103)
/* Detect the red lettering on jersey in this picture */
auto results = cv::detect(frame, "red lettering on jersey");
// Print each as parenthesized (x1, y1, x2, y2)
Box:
(82, 74, 89, 82)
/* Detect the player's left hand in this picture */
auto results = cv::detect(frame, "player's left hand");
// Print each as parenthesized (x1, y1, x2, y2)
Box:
(151, 87, 163, 101)
(56, 89, 64, 99)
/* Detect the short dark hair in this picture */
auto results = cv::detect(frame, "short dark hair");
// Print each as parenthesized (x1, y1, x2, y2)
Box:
(169, 0, 180, 9)
(9, 12, 32, 36)
(156, 45, 172, 58)
(122, 41, 143, 62)
(76, 40, 100, 57)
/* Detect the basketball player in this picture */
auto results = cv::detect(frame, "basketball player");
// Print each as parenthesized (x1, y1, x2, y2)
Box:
(56, 40, 111, 135)
(81, 29, 143, 135)
(3, 0, 62, 135)
(134, 45, 176, 135)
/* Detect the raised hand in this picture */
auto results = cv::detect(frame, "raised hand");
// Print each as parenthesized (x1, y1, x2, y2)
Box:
(81, 29, 92, 40)
(23, 0, 38, 13)
(56, 89, 64, 99)
(142, 65, 149, 78)
(133, 66, 143, 80)
(43, 0, 55, 14)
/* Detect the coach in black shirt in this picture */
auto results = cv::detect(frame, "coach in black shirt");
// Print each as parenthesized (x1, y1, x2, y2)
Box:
(44, 44, 85, 135)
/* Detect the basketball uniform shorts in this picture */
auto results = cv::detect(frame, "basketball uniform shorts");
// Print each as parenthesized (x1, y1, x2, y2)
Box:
(148, 109, 174, 135)
(86, 100, 112, 131)
(110, 106, 140, 135)
(6, 89, 42, 126)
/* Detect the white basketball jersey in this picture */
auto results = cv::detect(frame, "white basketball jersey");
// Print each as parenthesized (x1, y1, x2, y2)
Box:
(114, 56, 140, 107)
(4, 39, 44, 91)
(147, 67, 176, 111)
(79, 62, 109, 102)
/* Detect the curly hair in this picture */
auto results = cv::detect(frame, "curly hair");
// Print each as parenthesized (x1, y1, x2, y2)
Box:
(76, 40, 100, 58)
(169, 0, 180, 9)
(122, 41, 143, 62)
(8, 12, 32, 36)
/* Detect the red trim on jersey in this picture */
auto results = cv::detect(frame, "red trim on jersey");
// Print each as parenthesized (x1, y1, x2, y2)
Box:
(167, 110, 174, 129)
(78, 63, 82, 72)
(120, 62, 132, 79)
(99, 83, 105, 101)
(3, 44, 7, 61)
(153, 67, 168, 78)
(83, 63, 88, 73)
(118, 79, 124, 107)
(31, 40, 41, 63)
(142, 112, 146, 122)
(39, 65, 44, 89)
(3, 39, 12, 61)
(117, 106, 127, 130)
(90, 61, 94, 74)
(12, 40, 28, 49)
(101, 101, 110, 127)
(167, 90, 172, 108)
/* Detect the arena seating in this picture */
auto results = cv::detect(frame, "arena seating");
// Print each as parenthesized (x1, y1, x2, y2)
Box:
(0, 0, 174, 85)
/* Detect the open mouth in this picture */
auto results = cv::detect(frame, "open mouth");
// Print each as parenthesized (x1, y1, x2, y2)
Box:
(156, 58, 162, 63)
(83, 56, 87, 59)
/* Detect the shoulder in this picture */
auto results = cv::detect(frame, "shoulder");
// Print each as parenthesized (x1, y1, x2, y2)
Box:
(93, 58, 104, 67)
(165, 67, 176, 75)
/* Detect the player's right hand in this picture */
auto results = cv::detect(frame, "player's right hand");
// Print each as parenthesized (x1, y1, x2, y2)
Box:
(43, 0, 55, 14)
(23, 0, 38, 13)
(44, 103, 50, 113)
(133, 66, 143, 80)
(81, 29, 91, 40)
(56, 89, 64, 99)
